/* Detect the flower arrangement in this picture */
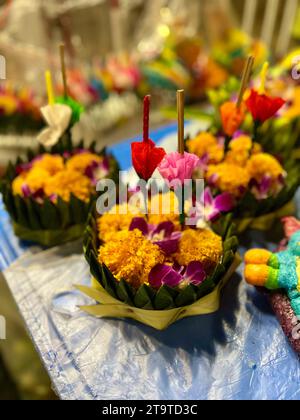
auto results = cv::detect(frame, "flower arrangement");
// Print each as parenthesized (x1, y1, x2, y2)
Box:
(78, 92, 240, 330)
(187, 57, 300, 232)
(186, 131, 298, 231)
(254, 54, 300, 160)
(0, 45, 119, 247)
(1, 143, 118, 247)
(0, 84, 43, 134)
(244, 217, 300, 354)
(208, 55, 300, 161)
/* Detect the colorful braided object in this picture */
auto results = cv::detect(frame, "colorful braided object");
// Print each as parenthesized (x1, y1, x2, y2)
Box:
(244, 217, 300, 353)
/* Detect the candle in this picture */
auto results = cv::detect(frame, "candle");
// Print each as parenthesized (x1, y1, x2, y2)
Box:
(45, 70, 55, 106)
(259, 62, 269, 95)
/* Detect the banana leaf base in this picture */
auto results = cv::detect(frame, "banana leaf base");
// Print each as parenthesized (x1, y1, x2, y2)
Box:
(13, 222, 86, 247)
(76, 254, 241, 331)
(236, 200, 296, 234)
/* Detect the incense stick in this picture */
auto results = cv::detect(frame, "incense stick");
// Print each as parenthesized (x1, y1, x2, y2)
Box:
(177, 90, 185, 155)
(237, 56, 254, 108)
(143, 95, 151, 143)
(59, 43, 68, 98)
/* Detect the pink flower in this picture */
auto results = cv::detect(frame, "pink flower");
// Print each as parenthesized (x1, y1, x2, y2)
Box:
(157, 152, 200, 188)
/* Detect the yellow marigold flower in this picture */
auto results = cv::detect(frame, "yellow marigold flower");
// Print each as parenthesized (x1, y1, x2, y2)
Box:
(98, 229, 165, 288)
(33, 154, 64, 176)
(18, 167, 50, 195)
(66, 152, 102, 174)
(206, 163, 250, 196)
(225, 136, 262, 166)
(252, 143, 262, 154)
(98, 203, 144, 242)
(12, 167, 50, 197)
(246, 153, 285, 184)
(12, 173, 27, 196)
(229, 135, 252, 151)
(44, 169, 92, 202)
(225, 135, 253, 166)
(148, 191, 180, 229)
(186, 132, 224, 164)
(174, 228, 222, 272)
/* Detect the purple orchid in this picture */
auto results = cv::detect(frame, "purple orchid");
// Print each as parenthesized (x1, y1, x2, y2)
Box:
(189, 187, 234, 226)
(250, 174, 285, 200)
(149, 261, 207, 289)
(232, 130, 246, 139)
(202, 188, 234, 221)
(16, 162, 33, 175)
(21, 185, 44, 203)
(84, 157, 110, 185)
(250, 175, 272, 199)
(129, 217, 181, 255)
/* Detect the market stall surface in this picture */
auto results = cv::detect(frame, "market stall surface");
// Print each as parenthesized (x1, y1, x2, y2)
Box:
(0, 123, 299, 400)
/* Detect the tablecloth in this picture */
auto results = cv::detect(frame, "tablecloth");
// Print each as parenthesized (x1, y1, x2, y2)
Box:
(0, 123, 299, 400)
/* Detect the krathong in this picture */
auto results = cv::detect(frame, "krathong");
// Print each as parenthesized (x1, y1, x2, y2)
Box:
(187, 130, 297, 232)
(186, 58, 299, 232)
(0, 45, 119, 247)
(78, 90, 240, 330)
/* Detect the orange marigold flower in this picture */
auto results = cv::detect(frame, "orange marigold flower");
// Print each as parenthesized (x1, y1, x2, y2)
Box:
(174, 228, 222, 272)
(206, 162, 250, 196)
(186, 132, 224, 164)
(246, 153, 285, 185)
(44, 169, 92, 202)
(220, 101, 245, 137)
(33, 154, 64, 176)
(12, 173, 27, 196)
(98, 203, 144, 242)
(66, 152, 102, 174)
(98, 229, 165, 288)
(225, 135, 261, 166)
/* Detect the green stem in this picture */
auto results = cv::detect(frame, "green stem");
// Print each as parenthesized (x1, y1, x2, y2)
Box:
(253, 120, 260, 143)
(224, 135, 231, 152)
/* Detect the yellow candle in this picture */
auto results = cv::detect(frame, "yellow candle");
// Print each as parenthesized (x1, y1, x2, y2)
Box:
(45, 70, 55, 106)
(259, 62, 269, 95)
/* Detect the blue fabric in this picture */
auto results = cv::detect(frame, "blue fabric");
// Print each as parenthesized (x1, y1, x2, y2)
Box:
(0, 124, 300, 400)
(0, 198, 27, 271)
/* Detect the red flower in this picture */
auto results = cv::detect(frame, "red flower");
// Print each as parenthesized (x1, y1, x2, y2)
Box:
(246, 89, 285, 123)
(131, 139, 166, 181)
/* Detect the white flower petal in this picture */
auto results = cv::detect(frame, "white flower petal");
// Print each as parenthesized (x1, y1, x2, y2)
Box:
(37, 104, 72, 147)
